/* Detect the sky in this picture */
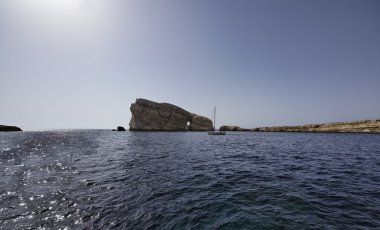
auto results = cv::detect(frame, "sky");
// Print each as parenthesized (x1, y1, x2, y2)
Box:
(1, 0, 380, 130)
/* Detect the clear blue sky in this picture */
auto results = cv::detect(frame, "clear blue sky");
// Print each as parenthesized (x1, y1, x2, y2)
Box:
(1, 0, 379, 130)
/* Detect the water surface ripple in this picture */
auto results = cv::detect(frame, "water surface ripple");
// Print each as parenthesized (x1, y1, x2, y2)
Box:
(1, 131, 379, 229)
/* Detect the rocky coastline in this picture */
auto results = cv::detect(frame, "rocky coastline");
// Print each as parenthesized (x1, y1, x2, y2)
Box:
(221, 119, 380, 133)
(129, 99, 213, 131)
(0, 125, 22, 132)
(128, 98, 379, 133)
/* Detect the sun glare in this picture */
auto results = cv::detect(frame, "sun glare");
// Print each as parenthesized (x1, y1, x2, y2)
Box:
(36, 0, 79, 8)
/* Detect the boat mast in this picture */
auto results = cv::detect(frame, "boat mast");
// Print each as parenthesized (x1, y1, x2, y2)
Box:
(214, 107, 216, 130)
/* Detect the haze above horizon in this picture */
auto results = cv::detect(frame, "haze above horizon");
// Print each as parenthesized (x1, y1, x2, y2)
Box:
(1, 0, 380, 130)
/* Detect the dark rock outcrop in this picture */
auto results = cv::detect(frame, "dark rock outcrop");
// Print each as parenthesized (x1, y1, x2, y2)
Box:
(112, 126, 126, 131)
(129, 98, 213, 131)
(0, 125, 22, 132)
(219, 125, 250, 131)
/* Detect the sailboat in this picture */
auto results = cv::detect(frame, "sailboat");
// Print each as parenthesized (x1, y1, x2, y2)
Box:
(208, 107, 226, 135)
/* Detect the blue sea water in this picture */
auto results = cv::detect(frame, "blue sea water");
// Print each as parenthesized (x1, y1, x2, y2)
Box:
(0, 130, 379, 229)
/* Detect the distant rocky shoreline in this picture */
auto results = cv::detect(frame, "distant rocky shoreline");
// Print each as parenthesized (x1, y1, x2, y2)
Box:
(221, 119, 380, 133)
(0, 125, 22, 132)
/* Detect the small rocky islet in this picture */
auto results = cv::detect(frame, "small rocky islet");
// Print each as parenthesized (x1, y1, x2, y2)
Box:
(0, 125, 22, 132)
(112, 126, 126, 131)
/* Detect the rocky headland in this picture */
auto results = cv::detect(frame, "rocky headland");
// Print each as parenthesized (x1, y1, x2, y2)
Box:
(0, 125, 22, 132)
(129, 98, 213, 131)
(221, 119, 380, 133)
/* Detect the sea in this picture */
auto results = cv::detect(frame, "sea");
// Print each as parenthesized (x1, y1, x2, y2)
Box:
(0, 130, 379, 229)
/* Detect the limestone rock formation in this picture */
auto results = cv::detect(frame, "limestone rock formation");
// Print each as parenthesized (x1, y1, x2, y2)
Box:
(0, 125, 22, 132)
(190, 115, 214, 131)
(129, 99, 213, 131)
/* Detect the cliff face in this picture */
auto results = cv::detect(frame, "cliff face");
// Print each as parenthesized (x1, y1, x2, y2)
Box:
(129, 99, 213, 131)
(253, 119, 380, 133)
(0, 125, 22, 132)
